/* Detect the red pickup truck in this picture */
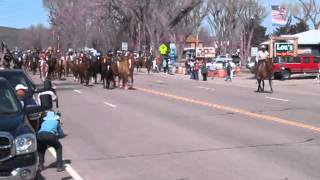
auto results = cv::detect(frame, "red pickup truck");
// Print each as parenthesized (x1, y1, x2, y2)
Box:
(273, 56, 320, 79)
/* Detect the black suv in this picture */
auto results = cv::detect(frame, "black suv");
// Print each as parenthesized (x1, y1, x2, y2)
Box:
(0, 69, 52, 130)
(0, 77, 52, 180)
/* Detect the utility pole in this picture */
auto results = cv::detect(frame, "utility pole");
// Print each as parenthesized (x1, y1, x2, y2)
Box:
(138, 23, 141, 51)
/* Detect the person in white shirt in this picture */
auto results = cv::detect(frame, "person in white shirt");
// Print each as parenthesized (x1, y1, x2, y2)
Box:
(256, 45, 269, 62)
(255, 45, 269, 73)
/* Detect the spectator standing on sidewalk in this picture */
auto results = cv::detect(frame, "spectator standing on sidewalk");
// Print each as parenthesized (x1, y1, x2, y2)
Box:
(185, 60, 190, 75)
(201, 61, 208, 81)
(162, 57, 167, 73)
(189, 60, 195, 79)
(225, 61, 232, 82)
(194, 60, 200, 80)
(209, 61, 217, 80)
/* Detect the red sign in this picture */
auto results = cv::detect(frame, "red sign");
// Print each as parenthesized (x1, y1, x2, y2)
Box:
(276, 52, 294, 56)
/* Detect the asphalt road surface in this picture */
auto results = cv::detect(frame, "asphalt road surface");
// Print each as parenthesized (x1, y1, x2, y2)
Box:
(32, 72, 320, 180)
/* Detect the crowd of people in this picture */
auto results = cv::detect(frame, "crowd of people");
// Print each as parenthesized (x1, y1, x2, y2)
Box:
(185, 59, 237, 82)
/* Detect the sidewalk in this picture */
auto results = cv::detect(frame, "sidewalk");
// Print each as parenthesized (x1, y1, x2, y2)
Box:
(151, 70, 320, 96)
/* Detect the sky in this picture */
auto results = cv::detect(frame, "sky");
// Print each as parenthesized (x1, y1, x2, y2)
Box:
(261, 0, 292, 34)
(0, 0, 310, 33)
(0, 0, 50, 28)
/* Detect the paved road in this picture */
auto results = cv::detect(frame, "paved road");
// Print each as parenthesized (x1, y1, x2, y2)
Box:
(32, 71, 320, 180)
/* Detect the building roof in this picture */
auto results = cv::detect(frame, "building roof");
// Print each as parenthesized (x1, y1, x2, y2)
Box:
(282, 29, 320, 45)
(262, 29, 320, 45)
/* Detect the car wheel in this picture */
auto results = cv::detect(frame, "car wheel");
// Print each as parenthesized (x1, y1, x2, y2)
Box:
(282, 70, 291, 79)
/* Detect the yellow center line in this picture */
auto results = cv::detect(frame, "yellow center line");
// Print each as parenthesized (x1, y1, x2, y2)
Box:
(137, 87, 320, 133)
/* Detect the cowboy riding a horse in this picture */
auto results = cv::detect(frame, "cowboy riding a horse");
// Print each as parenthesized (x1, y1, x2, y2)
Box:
(255, 45, 273, 93)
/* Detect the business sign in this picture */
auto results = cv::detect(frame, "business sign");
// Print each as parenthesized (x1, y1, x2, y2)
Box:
(272, 5, 287, 26)
(121, 42, 128, 51)
(275, 43, 294, 56)
(251, 47, 258, 56)
(298, 49, 312, 55)
(159, 43, 168, 55)
(169, 43, 176, 50)
(196, 47, 215, 58)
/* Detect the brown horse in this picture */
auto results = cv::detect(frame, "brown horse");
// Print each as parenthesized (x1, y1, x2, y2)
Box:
(101, 55, 114, 89)
(69, 56, 91, 86)
(136, 56, 144, 72)
(144, 56, 152, 74)
(128, 53, 135, 88)
(256, 58, 273, 93)
(55, 57, 65, 80)
(114, 52, 136, 89)
(117, 55, 130, 89)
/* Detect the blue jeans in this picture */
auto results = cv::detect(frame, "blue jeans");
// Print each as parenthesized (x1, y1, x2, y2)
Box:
(194, 70, 199, 80)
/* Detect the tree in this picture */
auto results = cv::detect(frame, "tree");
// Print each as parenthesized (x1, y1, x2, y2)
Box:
(295, 0, 320, 29)
(207, 0, 267, 64)
(18, 24, 50, 50)
(42, 0, 207, 55)
(273, 20, 309, 36)
(251, 25, 268, 47)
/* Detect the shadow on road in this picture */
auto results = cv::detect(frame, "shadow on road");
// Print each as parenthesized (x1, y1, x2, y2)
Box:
(46, 159, 72, 169)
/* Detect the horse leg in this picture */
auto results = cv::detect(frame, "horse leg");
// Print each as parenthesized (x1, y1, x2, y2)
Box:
(106, 77, 110, 89)
(130, 74, 134, 88)
(257, 79, 261, 92)
(118, 76, 122, 88)
(262, 79, 265, 92)
(103, 73, 106, 89)
(123, 75, 127, 89)
(93, 72, 97, 84)
(39, 66, 42, 80)
(269, 78, 273, 93)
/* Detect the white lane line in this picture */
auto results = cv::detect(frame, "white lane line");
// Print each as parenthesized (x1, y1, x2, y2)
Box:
(73, 90, 82, 94)
(196, 86, 215, 91)
(48, 148, 84, 180)
(265, 96, 289, 102)
(104, 101, 117, 108)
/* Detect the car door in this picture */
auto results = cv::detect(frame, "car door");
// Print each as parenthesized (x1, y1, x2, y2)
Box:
(302, 57, 312, 73)
(311, 57, 320, 73)
(286, 56, 302, 73)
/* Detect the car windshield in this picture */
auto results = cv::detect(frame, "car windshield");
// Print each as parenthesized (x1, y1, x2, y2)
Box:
(0, 85, 20, 114)
(24, 72, 36, 90)
(0, 73, 32, 92)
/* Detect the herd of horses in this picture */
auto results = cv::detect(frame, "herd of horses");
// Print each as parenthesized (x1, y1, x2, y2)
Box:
(32, 51, 149, 89)
(1, 47, 274, 93)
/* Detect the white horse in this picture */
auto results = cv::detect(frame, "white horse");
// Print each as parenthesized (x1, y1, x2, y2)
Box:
(39, 59, 49, 81)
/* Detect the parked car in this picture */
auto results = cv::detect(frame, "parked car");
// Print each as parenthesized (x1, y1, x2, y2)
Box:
(273, 56, 320, 79)
(214, 55, 235, 69)
(246, 56, 257, 73)
(0, 69, 54, 130)
(0, 77, 52, 180)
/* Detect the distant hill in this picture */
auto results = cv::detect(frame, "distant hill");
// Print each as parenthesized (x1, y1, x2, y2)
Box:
(0, 26, 23, 48)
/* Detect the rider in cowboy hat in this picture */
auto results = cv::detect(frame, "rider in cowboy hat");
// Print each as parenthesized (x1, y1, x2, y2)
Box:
(37, 111, 65, 172)
(256, 45, 269, 63)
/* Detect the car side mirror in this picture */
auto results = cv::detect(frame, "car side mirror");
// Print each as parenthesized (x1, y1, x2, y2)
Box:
(25, 94, 52, 114)
(39, 94, 53, 110)
(43, 80, 52, 91)
(33, 80, 53, 93)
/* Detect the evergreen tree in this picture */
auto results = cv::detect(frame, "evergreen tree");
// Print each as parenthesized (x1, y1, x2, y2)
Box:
(251, 25, 268, 46)
(273, 21, 309, 36)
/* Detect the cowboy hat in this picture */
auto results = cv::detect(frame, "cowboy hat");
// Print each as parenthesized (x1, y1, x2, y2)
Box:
(15, 84, 28, 91)
(43, 111, 59, 121)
